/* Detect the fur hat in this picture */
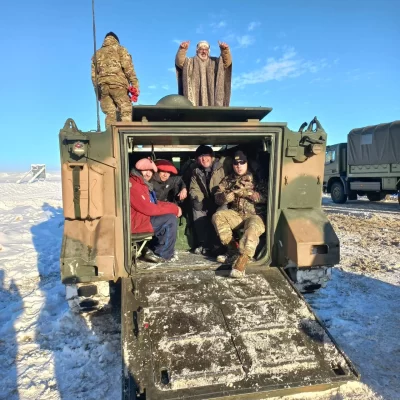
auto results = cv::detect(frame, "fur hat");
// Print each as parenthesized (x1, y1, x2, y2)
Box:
(197, 40, 210, 50)
(135, 158, 157, 172)
(195, 145, 214, 158)
(155, 159, 178, 175)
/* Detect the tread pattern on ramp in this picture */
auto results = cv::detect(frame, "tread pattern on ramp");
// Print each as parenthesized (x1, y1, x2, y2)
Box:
(127, 269, 356, 398)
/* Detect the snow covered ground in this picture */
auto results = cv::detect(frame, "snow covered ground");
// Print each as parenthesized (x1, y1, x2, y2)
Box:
(0, 173, 398, 400)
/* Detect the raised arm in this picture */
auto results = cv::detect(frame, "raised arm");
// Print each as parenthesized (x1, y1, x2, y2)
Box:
(175, 41, 190, 69)
(218, 41, 232, 68)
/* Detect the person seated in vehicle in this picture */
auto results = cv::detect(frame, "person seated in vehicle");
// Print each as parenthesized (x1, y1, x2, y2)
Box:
(189, 144, 230, 255)
(212, 150, 268, 279)
(130, 158, 182, 263)
(151, 159, 187, 204)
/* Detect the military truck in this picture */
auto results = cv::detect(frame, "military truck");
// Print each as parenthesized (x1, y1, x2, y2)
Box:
(59, 95, 358, 399)
(324, 120, 400, 204)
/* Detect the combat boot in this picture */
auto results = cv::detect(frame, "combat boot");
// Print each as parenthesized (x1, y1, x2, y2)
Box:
(230, 254, 250, 279)
(216, 240, 238, 264)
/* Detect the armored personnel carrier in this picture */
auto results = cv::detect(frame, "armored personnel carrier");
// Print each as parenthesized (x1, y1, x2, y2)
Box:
(59, 95, 358, 399)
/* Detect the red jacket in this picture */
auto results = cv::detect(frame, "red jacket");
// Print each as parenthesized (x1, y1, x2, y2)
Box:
(130, 174, 179, 234)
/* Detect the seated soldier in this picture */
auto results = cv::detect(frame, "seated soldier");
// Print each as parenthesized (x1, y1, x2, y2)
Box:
(212, 151, 268, 278)
(189, 145, 229, 255)
(130, 158, 182, 263)
(152, 159, 187, 203)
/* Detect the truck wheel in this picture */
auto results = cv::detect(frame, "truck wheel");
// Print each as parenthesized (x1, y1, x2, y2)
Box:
(331, 182, 347, 204)
(366, 192, 385, 202)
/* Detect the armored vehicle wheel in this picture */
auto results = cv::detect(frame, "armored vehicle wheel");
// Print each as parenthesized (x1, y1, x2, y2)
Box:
(366, 192, 386, 202)
(285, 266, 332, 293)
(65, 281, 111, 314)
(331, 182, 347, 204)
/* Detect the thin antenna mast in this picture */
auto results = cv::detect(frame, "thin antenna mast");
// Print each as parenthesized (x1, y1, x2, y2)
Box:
(92, 0, 101, 132)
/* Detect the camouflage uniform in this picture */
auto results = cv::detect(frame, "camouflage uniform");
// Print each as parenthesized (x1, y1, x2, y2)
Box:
(91, 35, 139, 128)
(212, 172, 267, 259)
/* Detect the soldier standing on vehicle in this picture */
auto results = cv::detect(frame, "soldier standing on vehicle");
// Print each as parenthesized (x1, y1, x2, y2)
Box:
(91, 32, 139, 128)
(213, 150, 268, 278)
(175, 40, 232, 106)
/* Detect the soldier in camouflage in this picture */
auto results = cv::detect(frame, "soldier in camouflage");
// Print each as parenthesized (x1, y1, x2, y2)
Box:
(91, 32, 139, 128)
(212, 150, 267, 279)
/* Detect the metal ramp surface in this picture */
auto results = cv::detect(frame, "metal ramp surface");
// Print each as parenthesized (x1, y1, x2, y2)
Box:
(122, 267, 358, 399)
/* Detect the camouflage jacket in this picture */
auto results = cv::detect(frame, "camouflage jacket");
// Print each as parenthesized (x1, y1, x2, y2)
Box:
(215, 172, 268, 216)
(91, 36, 139, 90)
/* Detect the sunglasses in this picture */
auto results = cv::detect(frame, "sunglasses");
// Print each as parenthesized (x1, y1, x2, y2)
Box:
(233, 160, 246, 165)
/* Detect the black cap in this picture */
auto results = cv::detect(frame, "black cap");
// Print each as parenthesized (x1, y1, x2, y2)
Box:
(233, 150, 247, 164)
(195, 145, 214, 158)
(105, 32, 119, 43)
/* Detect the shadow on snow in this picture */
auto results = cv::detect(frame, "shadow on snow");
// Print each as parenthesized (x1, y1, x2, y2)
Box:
(32, 203, 121, 400)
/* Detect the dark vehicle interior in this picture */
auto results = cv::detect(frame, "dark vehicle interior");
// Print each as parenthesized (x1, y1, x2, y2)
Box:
(125, 134, 275, 271)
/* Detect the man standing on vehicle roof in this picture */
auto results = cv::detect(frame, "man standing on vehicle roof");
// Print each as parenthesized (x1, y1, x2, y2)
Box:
(130, 158, 182, 263)
(189, 145, 230, 255)
(175, 40, 232, 106)
(91, 32, 139, 128)
(213, 150, 267, 279)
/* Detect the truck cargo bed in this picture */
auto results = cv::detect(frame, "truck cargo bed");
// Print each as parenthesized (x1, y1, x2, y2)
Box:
(122, 267, 358, 399)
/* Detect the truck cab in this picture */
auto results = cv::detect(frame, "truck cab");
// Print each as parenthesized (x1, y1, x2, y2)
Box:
(324, 143, 349, 202)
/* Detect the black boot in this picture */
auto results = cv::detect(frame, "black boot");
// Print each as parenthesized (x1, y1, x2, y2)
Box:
(142, 248, 164, 263)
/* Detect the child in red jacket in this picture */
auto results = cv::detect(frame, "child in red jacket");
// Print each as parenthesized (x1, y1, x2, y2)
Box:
(130, 158, 182, 263)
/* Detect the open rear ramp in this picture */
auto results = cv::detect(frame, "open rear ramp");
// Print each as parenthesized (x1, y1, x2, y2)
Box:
(122, 267, 358, 399)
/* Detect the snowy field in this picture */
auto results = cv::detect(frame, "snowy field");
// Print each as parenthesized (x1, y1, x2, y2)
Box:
(0, 172, 399, 400)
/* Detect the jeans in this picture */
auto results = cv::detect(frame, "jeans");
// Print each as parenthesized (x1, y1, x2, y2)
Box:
(149, 214, 178, 260)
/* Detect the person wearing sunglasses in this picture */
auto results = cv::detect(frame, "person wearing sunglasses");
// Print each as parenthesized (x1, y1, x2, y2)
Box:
(213, 150, 268, 278)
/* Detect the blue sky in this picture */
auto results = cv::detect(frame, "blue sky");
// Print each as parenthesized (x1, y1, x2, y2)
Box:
(0, 0, 399, 171)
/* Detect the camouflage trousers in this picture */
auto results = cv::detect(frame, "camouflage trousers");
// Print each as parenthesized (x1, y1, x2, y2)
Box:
(99, 85, 131, 127)
(212, 210, 265, 258)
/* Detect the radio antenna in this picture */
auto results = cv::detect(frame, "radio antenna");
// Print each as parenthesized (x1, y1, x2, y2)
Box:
(92, 0, 101, 132)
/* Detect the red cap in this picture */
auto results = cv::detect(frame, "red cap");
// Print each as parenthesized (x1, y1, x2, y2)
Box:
(155, 159, 178, 175)
(135, 158, 157, 172)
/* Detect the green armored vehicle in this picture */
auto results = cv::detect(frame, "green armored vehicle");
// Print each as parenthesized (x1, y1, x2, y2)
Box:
(59, 95, 358, 399)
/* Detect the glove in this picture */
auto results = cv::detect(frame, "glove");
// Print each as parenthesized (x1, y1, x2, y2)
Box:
(128, 86, 140, 103)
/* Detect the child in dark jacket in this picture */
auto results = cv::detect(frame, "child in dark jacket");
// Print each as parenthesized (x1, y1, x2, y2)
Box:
(151, 159, 187, 203)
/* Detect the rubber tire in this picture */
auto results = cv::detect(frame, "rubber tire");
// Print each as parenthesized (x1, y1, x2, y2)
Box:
(366, 192, 385, 202)
(348, 191, 357, 201)
(331, 182, 347, 204)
